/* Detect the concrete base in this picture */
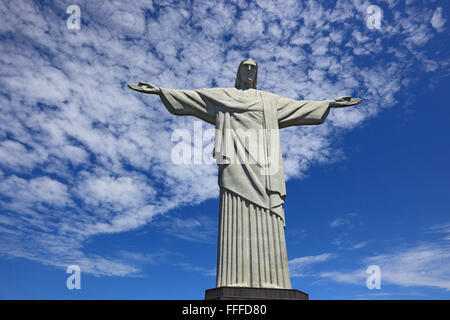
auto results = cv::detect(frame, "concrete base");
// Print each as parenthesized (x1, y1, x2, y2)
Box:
(205, 286, 309, 300)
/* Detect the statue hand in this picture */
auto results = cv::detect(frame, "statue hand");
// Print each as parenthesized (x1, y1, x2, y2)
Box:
(329, 96, 362, 108)
(128, 82, 161, 95)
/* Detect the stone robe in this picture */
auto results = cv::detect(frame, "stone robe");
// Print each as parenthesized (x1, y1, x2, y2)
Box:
(159, 87, 330, 288)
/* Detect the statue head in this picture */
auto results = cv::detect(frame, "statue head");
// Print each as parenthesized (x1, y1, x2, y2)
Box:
(234, 58, 258, 90)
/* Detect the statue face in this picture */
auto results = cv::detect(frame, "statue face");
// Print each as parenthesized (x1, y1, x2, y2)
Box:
(239, 62, 257, 87)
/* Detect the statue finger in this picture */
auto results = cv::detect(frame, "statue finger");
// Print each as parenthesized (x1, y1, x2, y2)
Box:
(336, 96, 352, 101)
(128, 84, 142, 91)
(138, 82, 154, 88)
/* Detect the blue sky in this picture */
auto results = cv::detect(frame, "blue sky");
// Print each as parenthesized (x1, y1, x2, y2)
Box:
(0, 0, 449, 299)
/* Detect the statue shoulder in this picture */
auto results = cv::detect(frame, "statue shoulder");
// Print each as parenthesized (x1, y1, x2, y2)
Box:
(258, 89, 281, 101)
(196, 87, 234, 93)
(194, 87, 237, 100)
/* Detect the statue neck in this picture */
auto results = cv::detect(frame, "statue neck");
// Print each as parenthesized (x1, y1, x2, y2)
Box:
(238, 82, 253, 90)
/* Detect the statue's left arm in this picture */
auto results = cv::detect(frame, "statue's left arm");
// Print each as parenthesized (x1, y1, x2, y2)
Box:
(276, 95, 362, 128)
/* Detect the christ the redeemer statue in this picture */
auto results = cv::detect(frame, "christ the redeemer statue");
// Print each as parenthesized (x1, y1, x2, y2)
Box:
(129, 59, 361, 298)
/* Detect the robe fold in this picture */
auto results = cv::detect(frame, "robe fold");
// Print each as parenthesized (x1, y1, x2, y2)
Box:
(159, 87, 330, 288)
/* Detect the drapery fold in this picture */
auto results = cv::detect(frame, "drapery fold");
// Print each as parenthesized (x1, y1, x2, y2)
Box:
(216, 188, 292, 289)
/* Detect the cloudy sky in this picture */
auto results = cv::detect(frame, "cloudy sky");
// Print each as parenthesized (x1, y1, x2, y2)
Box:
(0, 0, 449, 299)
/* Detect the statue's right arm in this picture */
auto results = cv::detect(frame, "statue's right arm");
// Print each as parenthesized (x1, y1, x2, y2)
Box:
(128, 83, 215, 124)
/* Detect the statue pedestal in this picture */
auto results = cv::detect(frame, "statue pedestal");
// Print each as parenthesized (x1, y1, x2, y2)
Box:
(205, 286, 308, 300)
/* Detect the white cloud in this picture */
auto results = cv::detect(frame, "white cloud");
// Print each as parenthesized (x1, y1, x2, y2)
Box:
(321, 269, 365, 285)
(176, 262, 216, 277)
(154, 215, 217, 243)
(329, 213, 365, 249)
(352, 241, 368, 250)
(289, 253, 335, 277)
(62, 145, 89, 165)
(117, 250, 178, 266)
(329, 213, 359, 229)
(365, 244, 450, 290)
(0, 175, 71, 207)
(0, 140, 43, 170)
(321, 222, 450, 291)
(427, 222, 450, 241)
(323, 244, 450, 290)
(431, 7, 446, 32)
(77, 175, 155, 210)
(330, 217, 351, 228)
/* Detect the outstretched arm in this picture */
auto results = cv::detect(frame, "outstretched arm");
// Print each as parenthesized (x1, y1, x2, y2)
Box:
(276, 94, 363, 128)
(128, 81, 216, 125)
